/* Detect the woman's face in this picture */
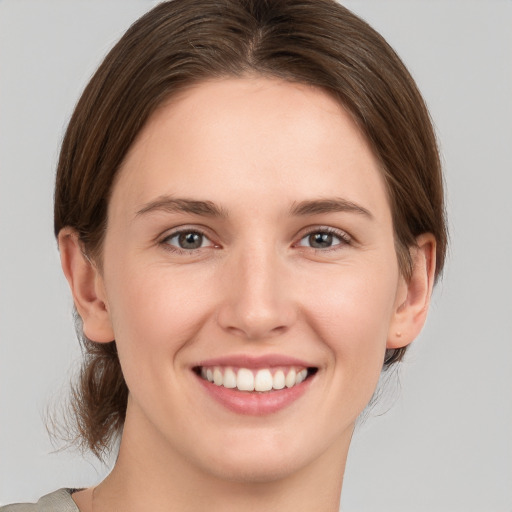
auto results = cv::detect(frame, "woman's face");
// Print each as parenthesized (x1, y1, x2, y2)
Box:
(97, 77, 408, 481)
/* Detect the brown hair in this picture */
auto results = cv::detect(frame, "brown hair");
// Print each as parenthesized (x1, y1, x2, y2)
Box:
(54, 0, 447, 457)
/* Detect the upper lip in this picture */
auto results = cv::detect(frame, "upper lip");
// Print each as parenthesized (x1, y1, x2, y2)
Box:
(194, 354, 316, 369)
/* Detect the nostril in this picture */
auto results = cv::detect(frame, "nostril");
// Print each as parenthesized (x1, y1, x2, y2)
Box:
(222, 323, 289, 341)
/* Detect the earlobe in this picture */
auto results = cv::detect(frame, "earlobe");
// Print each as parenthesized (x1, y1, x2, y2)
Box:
(387, 233, 437, 349)
(58, 227, 114, 343)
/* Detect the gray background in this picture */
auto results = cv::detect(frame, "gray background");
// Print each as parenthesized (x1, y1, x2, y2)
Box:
(1, 1, 511, 510)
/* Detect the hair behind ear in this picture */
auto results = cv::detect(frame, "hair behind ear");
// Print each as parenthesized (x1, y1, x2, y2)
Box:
(69, 326, 128, 458)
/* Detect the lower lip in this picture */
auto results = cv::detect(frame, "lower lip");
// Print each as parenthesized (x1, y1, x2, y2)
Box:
(195, 374, 313, 415)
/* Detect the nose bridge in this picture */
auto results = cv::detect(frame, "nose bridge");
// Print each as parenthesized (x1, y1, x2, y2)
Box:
(217, 239, 295, 340)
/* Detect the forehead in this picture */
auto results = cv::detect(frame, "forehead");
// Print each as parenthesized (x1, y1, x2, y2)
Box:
(111, 77, 389, 222)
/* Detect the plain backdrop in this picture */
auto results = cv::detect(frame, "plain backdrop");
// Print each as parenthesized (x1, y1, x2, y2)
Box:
(1, 1, 511, 511)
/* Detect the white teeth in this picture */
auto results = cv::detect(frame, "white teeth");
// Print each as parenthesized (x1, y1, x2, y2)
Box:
(285, 369, 296, 388)
(199, 366, 311, 392)
(223, 368, 237, 388)
(237, 368, 255, 391)
(295, 369, 308, 384)
(213, 368, 223, 386)
(273, 370, 285, 390)
(254, 369, 273, 392)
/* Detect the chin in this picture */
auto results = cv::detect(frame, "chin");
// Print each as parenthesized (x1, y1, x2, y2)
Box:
(188, 423, 349, 485)
(202, 450, 309, 485)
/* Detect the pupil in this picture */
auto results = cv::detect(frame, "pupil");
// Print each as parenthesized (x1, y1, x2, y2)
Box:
(310, 233, 332, 248)
(179, 232, 202, 249)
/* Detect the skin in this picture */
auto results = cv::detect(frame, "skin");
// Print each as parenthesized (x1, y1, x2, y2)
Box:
(60, 77, 436, 512)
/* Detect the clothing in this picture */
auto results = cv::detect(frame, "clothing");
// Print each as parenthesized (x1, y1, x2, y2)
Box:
(0, 489, 80, 512)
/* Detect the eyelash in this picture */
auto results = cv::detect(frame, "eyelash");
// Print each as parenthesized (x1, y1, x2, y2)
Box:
(159, 226, 352, 255)
(160, 227, 215, 255)
(295, 226, 352, 252)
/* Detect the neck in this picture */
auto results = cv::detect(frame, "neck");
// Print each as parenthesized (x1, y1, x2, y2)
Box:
(91, 406, 352, 512)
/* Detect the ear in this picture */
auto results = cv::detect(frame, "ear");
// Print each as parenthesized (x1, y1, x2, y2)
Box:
(58, 227, 114, 343)
(387, 233, 437, 349)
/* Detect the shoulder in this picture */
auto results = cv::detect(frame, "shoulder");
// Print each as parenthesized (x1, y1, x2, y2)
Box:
(0, 489, 80, 512)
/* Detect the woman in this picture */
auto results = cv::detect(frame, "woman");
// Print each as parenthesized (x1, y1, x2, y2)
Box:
(1, 0, 446, 510)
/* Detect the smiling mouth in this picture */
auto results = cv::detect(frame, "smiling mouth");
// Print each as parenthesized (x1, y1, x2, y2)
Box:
(193, 366, 318, 393)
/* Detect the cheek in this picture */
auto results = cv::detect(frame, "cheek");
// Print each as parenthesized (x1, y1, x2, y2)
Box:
(103, 259, 215, 380)
(307, 260, 397, 340)
(304, 263, 398, 395)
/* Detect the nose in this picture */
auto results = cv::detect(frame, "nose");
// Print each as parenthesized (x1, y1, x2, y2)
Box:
(216, 245, 297, 341)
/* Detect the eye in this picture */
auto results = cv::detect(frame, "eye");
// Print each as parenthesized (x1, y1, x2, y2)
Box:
(296, 228, 350, 250)
(162, 230, 214, 251)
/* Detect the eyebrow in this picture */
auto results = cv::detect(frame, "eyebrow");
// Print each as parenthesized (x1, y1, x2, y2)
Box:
(135, 195, 372, 220)
(135, 196, 227, 218)
(289, 198, 373, 219)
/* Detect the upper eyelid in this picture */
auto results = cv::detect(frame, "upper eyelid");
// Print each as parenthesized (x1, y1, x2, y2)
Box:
(159, 225, 215, 241)
(295, 225, 352, 242)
